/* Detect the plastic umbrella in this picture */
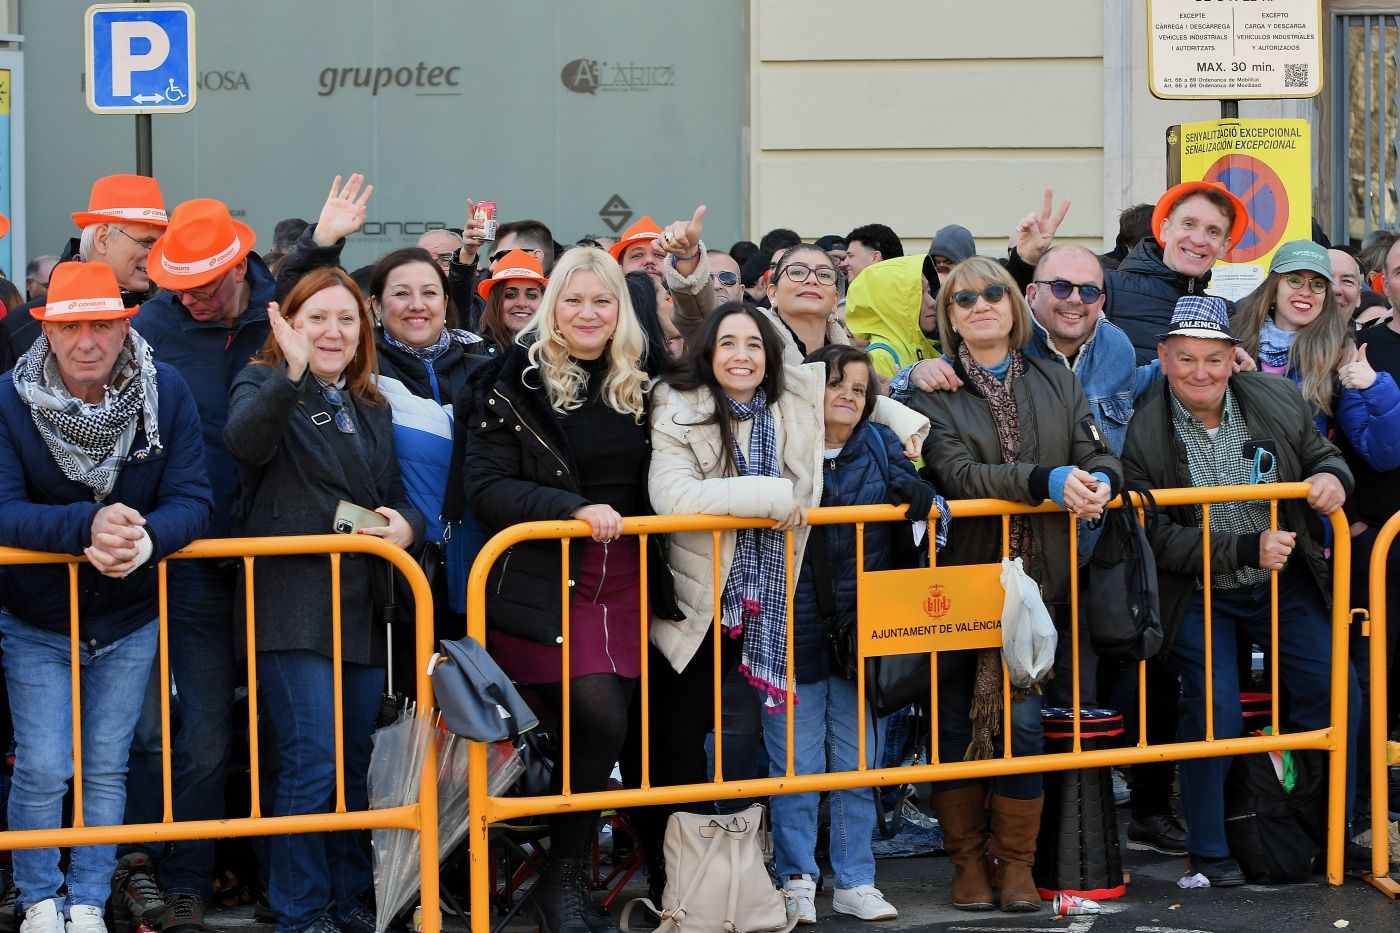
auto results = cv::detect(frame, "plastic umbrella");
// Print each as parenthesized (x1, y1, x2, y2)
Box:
(369, 705, 433, 933)
(370, 711, 524, 933)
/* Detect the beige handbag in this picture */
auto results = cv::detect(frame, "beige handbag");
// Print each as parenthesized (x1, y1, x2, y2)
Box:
(620, 804, 797, 933)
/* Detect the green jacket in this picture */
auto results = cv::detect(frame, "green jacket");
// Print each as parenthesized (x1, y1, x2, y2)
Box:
(1121, 372, 1353, 659)
(845, 255, 940, 378)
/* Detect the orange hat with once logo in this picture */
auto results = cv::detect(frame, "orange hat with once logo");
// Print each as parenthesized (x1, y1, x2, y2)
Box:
(477, 249, 549, 301)
(32, 263, 140, 321)
(608, 215, 663, 260)
(71, 174, 169, 228)
(146, 198, 257, 290)
(1152, 181, 1248, 249)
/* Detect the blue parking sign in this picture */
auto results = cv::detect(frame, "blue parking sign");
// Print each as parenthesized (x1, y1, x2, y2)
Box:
(85, 3, 196, 114)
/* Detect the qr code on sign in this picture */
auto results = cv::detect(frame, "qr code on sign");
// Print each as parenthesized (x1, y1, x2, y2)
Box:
(1285, 63, 1309, 88)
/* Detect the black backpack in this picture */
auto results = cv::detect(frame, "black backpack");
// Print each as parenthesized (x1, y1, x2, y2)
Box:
(1224, 748, 1327, 883)
(1086, 488, 1163, 660)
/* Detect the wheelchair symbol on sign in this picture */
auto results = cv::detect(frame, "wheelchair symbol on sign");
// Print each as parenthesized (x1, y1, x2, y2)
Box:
(165, 78, 186, 102)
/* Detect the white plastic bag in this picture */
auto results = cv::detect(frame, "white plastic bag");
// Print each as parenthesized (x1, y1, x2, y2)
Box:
(1000, 556, 1057, 688)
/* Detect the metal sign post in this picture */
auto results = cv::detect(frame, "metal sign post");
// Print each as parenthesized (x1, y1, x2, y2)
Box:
(83, 1, 196, 177)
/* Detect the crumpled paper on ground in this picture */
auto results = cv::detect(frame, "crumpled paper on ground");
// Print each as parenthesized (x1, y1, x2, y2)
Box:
(1176, 872, 1211, 888)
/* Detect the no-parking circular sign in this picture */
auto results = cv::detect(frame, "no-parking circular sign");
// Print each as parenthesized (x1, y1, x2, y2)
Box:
(1204, 154, 1290, 264)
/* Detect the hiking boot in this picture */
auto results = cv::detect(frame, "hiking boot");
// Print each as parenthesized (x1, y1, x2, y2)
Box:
(1128, 813, 1188, 856)
(64, 906, 105, 933)
(19, 902, 61, 933)
(832, 885, 897, 921)
(782, 875, 817, 925)
(110, 854, 166, 932)
(160, 896, 205, 933)
(1187, 854, 1245, 887)
(534, 857, 604, 933)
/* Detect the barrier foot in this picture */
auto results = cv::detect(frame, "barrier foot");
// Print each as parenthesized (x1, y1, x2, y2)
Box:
(1364, 874, 1400, 899)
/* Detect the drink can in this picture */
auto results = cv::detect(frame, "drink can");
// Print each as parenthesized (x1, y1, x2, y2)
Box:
(474, 201, 498, 241)
(1052, 893, 1100, 916)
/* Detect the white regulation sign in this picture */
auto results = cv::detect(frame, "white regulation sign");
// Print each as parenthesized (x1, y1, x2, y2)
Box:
(1147, 0, 1322, 100)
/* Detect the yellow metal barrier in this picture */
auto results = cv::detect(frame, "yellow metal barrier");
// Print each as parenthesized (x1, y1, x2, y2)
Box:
(464, 483, 1361, 931)
(1364, 514, 1400, 897)
(0, 534, 442, 933)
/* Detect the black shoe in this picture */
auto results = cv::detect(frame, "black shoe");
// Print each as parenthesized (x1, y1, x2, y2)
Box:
(1187, 855, 1245, 887)
(111, 853, 167, 932)
(332, 904, 377, 933)
(1128, 813, 1188, 856)
(1346, 840, 1374, 874)
(161, 895, 206, 933)
(301, 916, 343, 933)
(0, 874, 17, 933)
(252, 891, 274, 925)
(534, 858, 607, 933)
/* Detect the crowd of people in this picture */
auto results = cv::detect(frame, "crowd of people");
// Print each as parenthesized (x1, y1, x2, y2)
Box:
(0, 170, 1395, 933)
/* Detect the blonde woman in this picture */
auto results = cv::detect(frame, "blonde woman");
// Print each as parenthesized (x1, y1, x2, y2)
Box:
(461, 246, 661, 933)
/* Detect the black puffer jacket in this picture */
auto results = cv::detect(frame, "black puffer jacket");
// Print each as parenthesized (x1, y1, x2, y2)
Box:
(460, 346, 680, 645)
(1105, 239, 1232, 365)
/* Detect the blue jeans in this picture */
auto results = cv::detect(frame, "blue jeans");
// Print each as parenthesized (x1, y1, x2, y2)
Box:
(1172, 571, 1361, 858)
(258, 650, 382, 933)
(707, 665, 765, 813)
(0, 612, 157, 911)
(932, 651, 1045, 799)
(760, 676, 881, 889)
(122, 561, 236, 898)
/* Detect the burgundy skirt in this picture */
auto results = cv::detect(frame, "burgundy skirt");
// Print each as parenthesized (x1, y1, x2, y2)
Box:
(491, 537, 642, 685)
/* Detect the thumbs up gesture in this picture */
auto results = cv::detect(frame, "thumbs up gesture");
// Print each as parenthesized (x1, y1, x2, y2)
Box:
(1339, 341, 1377, 391)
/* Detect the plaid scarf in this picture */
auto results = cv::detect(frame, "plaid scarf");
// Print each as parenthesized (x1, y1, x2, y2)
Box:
(1258, 315, 1296, 370)
(955, 343, 1046, 759)
(381, 327, 484, 362)
(13, 329, 161, 501)
(719, 389, 793, 710)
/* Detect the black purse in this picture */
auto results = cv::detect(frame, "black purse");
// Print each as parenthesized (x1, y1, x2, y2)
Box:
(1086, 489, 1163, 660)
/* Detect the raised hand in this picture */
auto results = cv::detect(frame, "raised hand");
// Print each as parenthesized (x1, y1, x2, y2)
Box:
(313, 173, 374, 246)
(1338, 342, 1377, 391)
(461, 198, 486, 265)
(268, 301, 311, 381)
(662, 206, 707, 261)
(1010, 186, 1071, 265)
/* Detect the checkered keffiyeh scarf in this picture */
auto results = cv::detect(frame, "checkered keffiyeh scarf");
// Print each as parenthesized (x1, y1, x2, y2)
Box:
(13, 329, 161, 501)
(719, 389, 793, 710)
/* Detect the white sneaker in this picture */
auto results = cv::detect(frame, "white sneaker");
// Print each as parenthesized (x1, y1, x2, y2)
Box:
(782, 875, 817, 925)
(64, 905, 106, 933)
(20, 901, 62, 933)
(833, 885, 898, 921)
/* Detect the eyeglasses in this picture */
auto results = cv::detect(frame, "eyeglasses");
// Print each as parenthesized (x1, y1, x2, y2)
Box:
(1284, 273, 1329, 295)
(779, 263, 838, 286)
(490, 247, 546, 265)
(430, 251, 456, 266)
(710, 271, 739, 287)
(950, 284, 1009, 309)
(322, 386, 356, 435)
(177, 271, 227, 301)
(113, 227, 159, 251)
(1034, 279, 1103, 303)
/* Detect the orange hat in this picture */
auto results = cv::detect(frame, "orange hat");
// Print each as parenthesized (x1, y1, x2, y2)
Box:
(32, 263, 140, 321)
(1152, 181, 1248, 249)
(71, 174, 168, 228)
(608, 215, 662, 260)
(477, 249, 549, 300)
(146, 199, 256, 290)
(0, 213, 9, 239)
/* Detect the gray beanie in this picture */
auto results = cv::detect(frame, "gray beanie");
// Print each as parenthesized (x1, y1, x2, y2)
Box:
(927, 224, 976, 263)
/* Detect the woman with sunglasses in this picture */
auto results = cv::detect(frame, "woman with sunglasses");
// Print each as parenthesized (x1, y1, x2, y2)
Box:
(908, 256, 1120, 914)
(225, 266, 423, 933)
(1231, 240, 1400, 470)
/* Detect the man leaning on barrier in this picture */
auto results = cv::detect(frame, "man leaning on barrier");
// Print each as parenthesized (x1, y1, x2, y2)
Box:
(1120, 294, 1362, 887)
(0, 264, 213, 933)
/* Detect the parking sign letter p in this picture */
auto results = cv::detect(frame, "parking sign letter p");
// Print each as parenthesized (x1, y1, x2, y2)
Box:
(111, 21, 170, 97)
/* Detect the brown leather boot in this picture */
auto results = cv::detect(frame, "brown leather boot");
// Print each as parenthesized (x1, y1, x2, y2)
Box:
(987, 792, 1044, 912)
(929, 786, 994, 910)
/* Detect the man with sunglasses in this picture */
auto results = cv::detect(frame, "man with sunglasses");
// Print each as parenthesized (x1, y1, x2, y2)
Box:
(115, 196, 276, 933)
(1121, 294, 1360, 886)
(0, 175, 169, 372)
(707, 249, 744, 306)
